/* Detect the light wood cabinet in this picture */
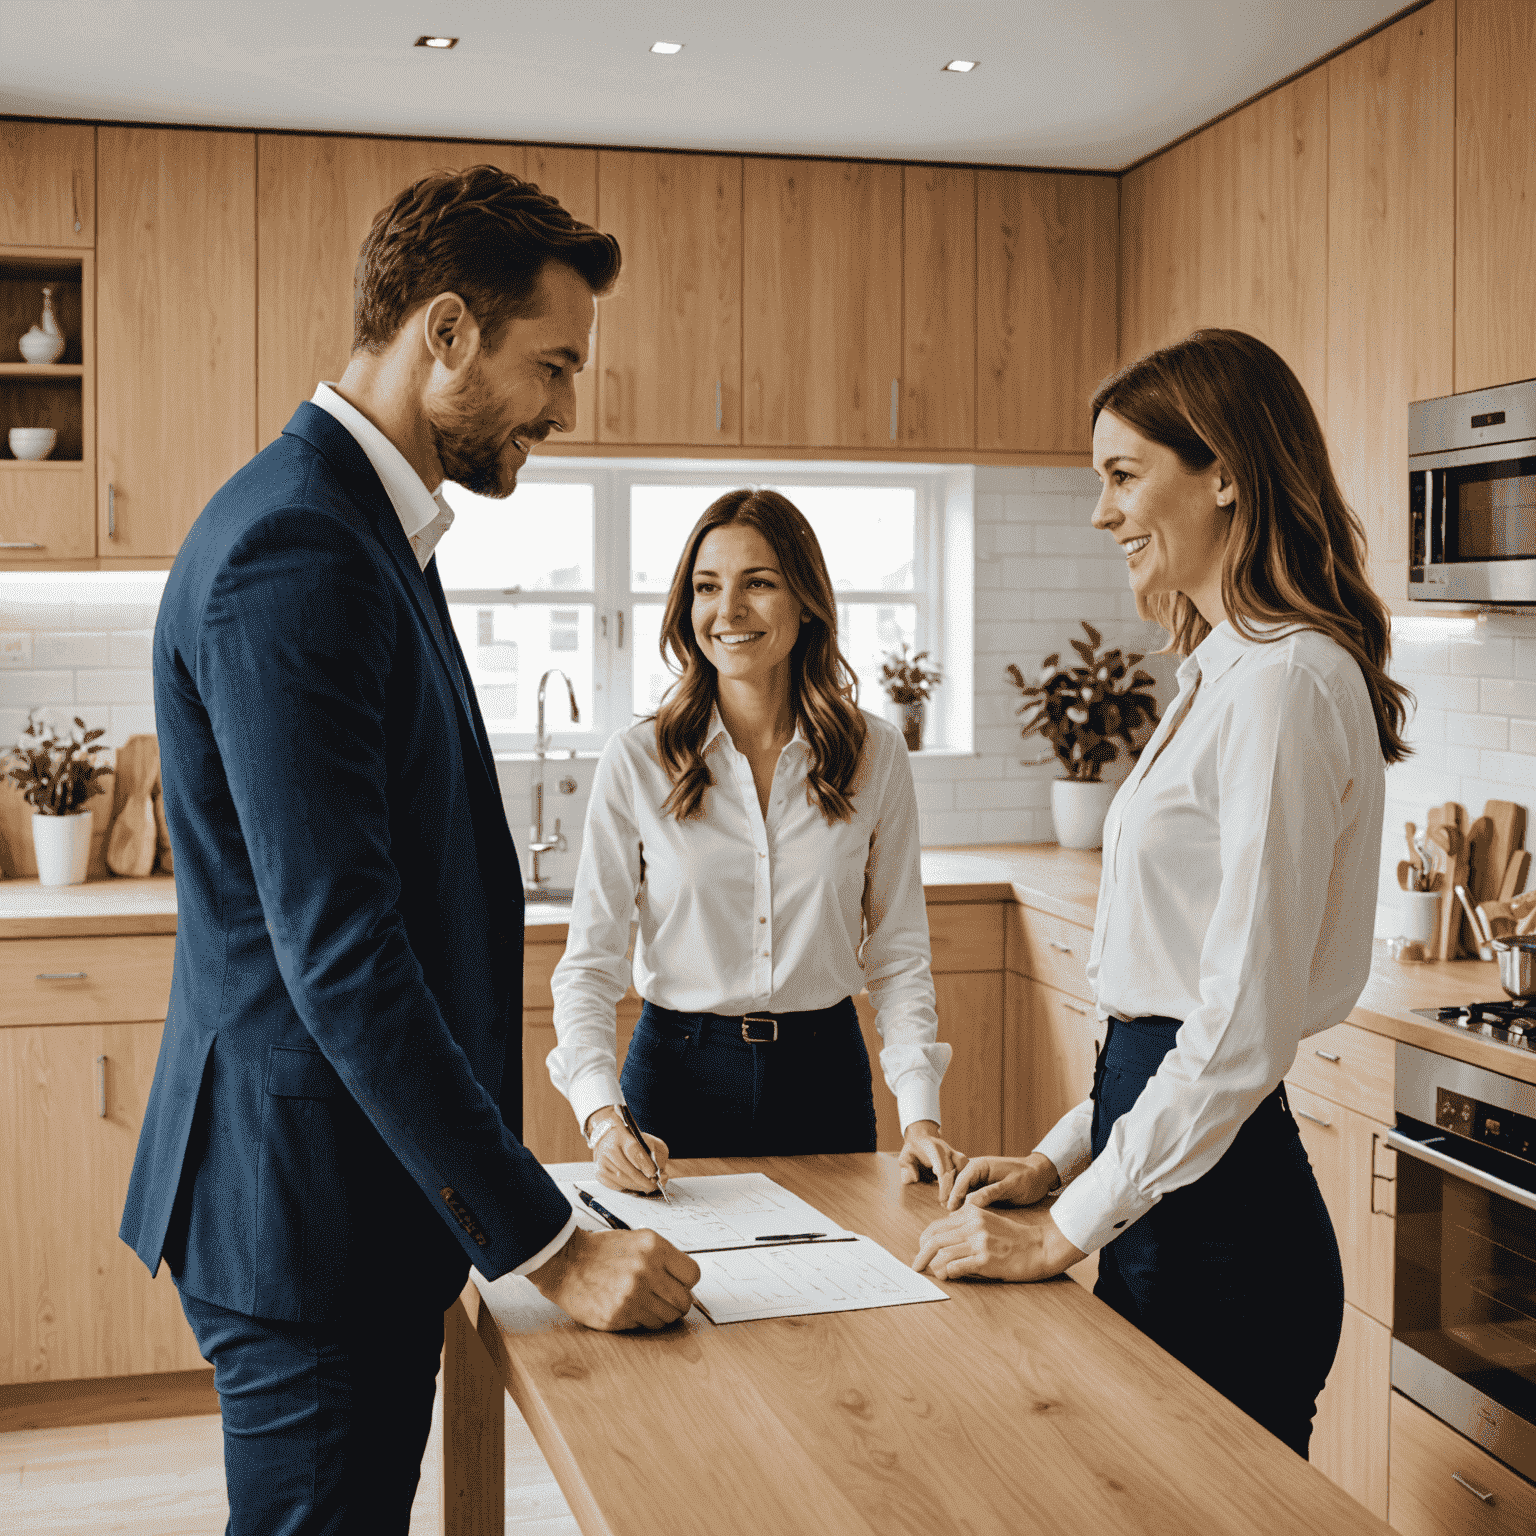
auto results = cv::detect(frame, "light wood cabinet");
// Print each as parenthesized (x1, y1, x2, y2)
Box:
(0, 121, 94, 247)
(1287, 1021, 1395, 1127)
(743, 158, 903, 448)
(1388, 1389, 1536, 1535)
(1003, 902, 1092, 1002)
(596, 150, 741, 446)
(1454, 0, 1536, 395)
(1326, 0, 1455, 615)
(1, 1018, 203, 1385)
(96, 127, 256, 560)
(1002, 971, 1102, 1156)
(257, 135, 527, 449)
(1312, 1300, 1391, 1519)
(900, 165, 975, 451)
(977, 171, 1118, 454)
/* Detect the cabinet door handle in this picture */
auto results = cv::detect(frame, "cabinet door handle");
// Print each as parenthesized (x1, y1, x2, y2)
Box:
(37, 971, 88, 980)
(1451, 1472, 1493, 1504)
(1313, 1049, 1341, 1062)
(0, 541, 43, 549)
(97, 1054, 108, 1118)
(889, 378, 899, 441)
(617, 609, 624, 649)
(715, 378, 723, 433)
(1048, 940, 1073, 953)
(107, 482, 117, 540)
(1063, 1001, 1089, 1016)
(1296, 1108, 1332, 1129)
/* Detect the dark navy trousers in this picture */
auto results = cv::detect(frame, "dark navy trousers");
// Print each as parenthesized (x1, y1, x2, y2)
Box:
(1089, 1016, 1345, 1459)
(178, 1268, 462, 1536)
(619, 997, 878, 1157)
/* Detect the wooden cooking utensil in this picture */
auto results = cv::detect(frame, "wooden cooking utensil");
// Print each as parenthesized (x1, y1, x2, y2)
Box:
(1502, 848, 1531, 902)
(1480, 900, 1516, 939)
(1405, 821, 1422, 876)
(1430, 824, 1468, 959)
(1512, 889, 1536, 920)
(1518, 906, 1536, 937)
(106, 734, 161, 878)
(1397, 860, 1414, 891)
(1479, 800, 1526, 903)
(1464, 815, 1494, 929)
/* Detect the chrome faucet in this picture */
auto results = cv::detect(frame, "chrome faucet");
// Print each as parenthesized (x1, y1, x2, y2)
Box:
(528, 670, 579, 888)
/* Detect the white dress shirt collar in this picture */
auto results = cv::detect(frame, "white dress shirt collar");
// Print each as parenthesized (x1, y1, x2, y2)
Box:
(310, 383, 454, 571)
(702, 704, 810, 759)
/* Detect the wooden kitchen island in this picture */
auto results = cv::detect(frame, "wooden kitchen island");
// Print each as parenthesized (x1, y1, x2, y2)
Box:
(440, 1151, 1389, 1536)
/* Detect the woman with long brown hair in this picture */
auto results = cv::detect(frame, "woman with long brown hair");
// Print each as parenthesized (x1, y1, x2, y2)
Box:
(551, 488, 964, 1196)
(915, 329, 1409, 1458)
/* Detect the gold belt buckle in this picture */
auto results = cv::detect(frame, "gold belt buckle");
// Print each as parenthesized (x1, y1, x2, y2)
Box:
(741, 1014, 778, 1043)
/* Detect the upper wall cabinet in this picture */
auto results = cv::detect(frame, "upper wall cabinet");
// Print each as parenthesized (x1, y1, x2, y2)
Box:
(901, 165, 975, 451)
(97, 128, 257, 560)
(1456, 0, 1536, 394)
(0, 122, 94, 248)
(256, 136, 526, 448)
(596, 151, 741, 446)
(1327, 0, 1454, 613)
(977, 171, 1118, 454)
(1120, 70, 1329, 411)
(743, 159, 903, 448)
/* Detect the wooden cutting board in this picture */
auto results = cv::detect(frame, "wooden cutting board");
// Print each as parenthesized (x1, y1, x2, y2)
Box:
(106, 734, 161, 878)
(1481, 799, 1526, 903)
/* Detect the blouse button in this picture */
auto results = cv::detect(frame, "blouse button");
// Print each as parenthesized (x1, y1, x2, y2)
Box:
(759, 916, 767, 924)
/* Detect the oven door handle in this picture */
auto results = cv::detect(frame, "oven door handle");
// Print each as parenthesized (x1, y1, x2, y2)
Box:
(1386, 1129, 1536, 1215)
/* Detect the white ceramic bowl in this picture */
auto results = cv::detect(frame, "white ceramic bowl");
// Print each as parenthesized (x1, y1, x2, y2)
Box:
(8, 428, 57, 461)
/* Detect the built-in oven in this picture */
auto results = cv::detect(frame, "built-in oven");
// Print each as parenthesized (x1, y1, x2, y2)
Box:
(1409, 377, 1536, 605)
(1390, 1042, 1536, 1485)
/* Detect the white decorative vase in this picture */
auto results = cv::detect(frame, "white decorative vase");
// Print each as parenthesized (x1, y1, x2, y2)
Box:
(32, 811, 92, 887)
(1050, 779, 1117, 851)
(18, 286, 66, 365)
(882, 698, 926, 751)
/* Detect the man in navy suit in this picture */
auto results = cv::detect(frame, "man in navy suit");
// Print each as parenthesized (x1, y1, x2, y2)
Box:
(121, 166, 699, 1534)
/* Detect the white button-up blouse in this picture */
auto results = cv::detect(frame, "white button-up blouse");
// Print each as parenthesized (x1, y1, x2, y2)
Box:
(549, 708, 950, 1135)
(1036, 622, 1386, 1256)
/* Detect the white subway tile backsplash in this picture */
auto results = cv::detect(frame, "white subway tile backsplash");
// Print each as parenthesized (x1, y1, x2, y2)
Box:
(1444, 711, 1508, 751)
(35, 632, 113, 669)
(0, 670, 75, 708)
(108, 704, 159, 745)
(1511, 719, 1536, 756)
(76, 668, 155, 706)
(109, 630, 155, 670)
(1482, 676, 1536, 718)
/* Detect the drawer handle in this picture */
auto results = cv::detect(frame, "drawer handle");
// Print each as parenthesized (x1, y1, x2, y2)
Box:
(1063, 1002, 1089, 1016)
(1049, 940, 1074, 954)
(1451, 1472, 1493, 1504)
(97, 1054, 107, 1118)
(1296, 1108, 1332, 1129)
(1313, 1050, 1341, 1063)
(37, 971, 88, 980)
(0, 541, 43, 549)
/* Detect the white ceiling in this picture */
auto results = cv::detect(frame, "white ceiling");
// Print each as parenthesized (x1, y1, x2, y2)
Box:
(1, 0, 1411, 171)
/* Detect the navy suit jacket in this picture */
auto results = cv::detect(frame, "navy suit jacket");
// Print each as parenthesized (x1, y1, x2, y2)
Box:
(120, 402, 572, 1323)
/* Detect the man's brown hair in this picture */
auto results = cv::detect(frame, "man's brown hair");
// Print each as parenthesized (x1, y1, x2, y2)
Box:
(353, 164, 620, 353)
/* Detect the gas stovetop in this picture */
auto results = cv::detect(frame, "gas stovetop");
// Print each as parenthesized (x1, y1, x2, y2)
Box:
(1412, 1001, 1536, 1054)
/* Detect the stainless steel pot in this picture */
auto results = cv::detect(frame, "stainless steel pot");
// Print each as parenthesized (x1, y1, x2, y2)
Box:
(1492, 937, 1536, 999)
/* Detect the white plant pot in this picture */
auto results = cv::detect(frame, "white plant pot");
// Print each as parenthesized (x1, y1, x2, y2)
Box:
(1050, 778, 1117, 851)
(32, 811, 93, 887)
(882, 698, 926, 751)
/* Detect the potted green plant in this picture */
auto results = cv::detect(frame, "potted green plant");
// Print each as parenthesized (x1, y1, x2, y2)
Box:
(879, 643, 942, 752)
(4, 712, 111, 886)
(1005, 622, 1160, 849)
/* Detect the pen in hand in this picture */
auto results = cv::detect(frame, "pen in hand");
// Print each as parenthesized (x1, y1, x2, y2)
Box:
(577, 1188, 631, 1231)
(617, 1102, 671, 1203)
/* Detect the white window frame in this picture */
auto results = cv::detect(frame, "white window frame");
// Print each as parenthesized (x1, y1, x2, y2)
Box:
(442, 457, 973, 756)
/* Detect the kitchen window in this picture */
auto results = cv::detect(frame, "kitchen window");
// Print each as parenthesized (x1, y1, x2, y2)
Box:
(439, 460, 972, 754)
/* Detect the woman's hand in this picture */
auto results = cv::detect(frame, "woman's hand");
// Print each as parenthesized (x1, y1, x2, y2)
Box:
(897, 1120, 967, 1202)
(945, 1151, 1060, 1211)
(911, 1203, 1086, 1283)
(587, 1106, 672, 1196)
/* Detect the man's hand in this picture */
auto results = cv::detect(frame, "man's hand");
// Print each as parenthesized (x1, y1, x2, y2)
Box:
(911, 1203, 1086, 1283)
(945, 1151, 1059, 1211)
(527, 1226, 701, 1331)
(897, 1120, 967, 1203)
(586, 1105, 671, 1196)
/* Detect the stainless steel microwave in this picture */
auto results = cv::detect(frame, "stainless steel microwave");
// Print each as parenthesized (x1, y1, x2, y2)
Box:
(1409, 378, 1536, 605)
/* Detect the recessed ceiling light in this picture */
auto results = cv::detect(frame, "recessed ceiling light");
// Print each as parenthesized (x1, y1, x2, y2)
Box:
(943, 59, 979, 73)
(415, 36, 458, 49)
(650, 41, 683, 55)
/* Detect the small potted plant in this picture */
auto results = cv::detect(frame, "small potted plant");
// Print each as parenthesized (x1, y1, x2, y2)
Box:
(4, 712, 111, 886)
(879, 643, 942, 752)
(1005, 622, 1160, 849)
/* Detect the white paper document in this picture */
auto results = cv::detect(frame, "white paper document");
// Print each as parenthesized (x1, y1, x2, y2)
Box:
(559, 1171, 948, 1325)
(568, 1172, 855, 1253)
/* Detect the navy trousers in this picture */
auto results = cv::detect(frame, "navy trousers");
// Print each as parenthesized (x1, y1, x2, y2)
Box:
(619, 997, 878, 1158)
(178, 1273, 461, 1536)
(1090, 1016, 1345, 1459)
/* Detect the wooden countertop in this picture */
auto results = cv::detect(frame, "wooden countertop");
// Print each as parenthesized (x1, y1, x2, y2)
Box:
(468, 1153, 1387, 1536)
(0, 875, 179, 939)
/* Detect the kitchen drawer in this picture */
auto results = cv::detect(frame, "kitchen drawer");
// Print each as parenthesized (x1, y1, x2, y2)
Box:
(1288, 1020, 1394, 1123)
(927, 901, 1005, 974)
(1387, 1390, 1536, 1536)
(0, 935, 174, 1028)
(1004, 903, 1092, 1002)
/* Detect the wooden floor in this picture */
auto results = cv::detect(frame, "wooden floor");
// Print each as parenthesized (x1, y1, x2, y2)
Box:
(0, 1378, 579, 1536)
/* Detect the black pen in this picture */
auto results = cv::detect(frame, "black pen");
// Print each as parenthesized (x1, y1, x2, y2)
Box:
(617, 1102, 672, 1204)
(754, 1232, 826, 1242)
(577, 1188, 631, 1230)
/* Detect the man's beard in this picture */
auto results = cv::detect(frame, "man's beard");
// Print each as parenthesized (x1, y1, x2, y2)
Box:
(426, 360, 528, 498)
